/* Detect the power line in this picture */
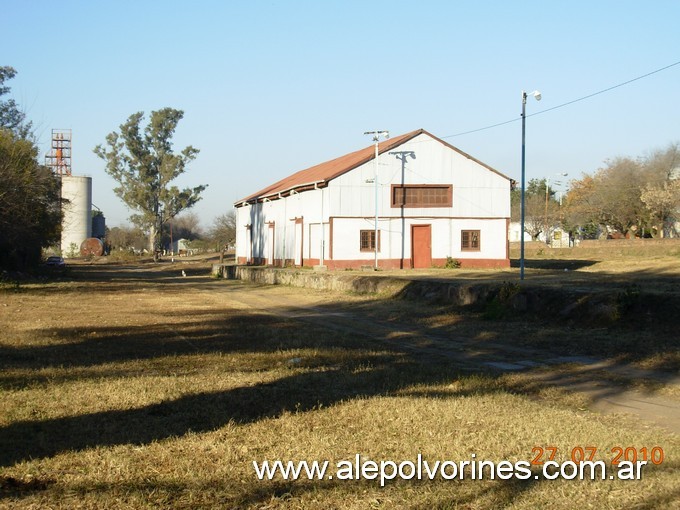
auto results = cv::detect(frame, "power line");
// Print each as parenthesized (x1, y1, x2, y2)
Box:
(443, 59, 680, 139)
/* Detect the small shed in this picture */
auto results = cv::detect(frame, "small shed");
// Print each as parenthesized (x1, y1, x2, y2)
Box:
(171, 238, 192, 256)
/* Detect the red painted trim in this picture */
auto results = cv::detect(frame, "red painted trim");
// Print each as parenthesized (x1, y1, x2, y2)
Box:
(297, 217, 304, 266)
(329, 215, 508, 220)
(246, 225, 252, 264)
(329, 217, 334, 260)
(241, 257, 509, 270)
(267, 223, 275, 266)
(310, 257, 511, 270)
(506, 217, 510, 261)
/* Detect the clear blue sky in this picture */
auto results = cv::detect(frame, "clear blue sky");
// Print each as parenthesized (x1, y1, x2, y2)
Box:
(4, 0, 679, 228)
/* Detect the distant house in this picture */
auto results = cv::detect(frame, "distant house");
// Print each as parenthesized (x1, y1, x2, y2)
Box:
(234, 129, 512, 269)
(509, 222, 572, 247)
(171, 238, 192, 256)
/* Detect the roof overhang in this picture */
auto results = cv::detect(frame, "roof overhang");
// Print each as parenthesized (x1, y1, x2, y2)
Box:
(237, 179, 327, 206)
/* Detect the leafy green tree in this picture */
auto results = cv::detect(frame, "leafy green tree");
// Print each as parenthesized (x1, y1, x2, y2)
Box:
(106, 225, 148, 252)
(564, 158, 646, 237)
(0, 66, 32, 139)
(94, 108, 207, 260)
(511, 178, 560, 241)
(208, 211, 236, 251)
(0, 129, 61, 270)
(0, 67, 60, 271)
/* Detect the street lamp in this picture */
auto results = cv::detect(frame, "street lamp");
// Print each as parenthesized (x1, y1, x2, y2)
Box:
(364, 130, 389, 269)
(520, 90, 541, 280)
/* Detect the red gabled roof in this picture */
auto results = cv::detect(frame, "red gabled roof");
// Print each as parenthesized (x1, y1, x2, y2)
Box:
(235, 128, 508, 206)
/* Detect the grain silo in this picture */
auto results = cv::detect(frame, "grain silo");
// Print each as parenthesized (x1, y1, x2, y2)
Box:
(45, 129, 94, 257)
(61, 175, 92, 256)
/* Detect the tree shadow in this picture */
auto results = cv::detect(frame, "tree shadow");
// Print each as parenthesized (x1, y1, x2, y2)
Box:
(2, 264, 678, 507)
(510, 257, 599, 270)
(0, 356, 498, 468)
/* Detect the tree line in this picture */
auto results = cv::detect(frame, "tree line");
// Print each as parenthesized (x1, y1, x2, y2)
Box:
(512, 144, 680, 241)
(563, 144, 680, 239)
(3, 62, 676, 272)
(0, 66, 228, 272)
(106, 211, 235, 256)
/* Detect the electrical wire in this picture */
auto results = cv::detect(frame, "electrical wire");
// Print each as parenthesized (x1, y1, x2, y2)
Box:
(442, 59, 680, 139)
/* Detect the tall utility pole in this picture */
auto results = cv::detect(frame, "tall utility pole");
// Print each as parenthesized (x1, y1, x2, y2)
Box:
(364, 130, 389, 269)
(520, 91, 541, 280)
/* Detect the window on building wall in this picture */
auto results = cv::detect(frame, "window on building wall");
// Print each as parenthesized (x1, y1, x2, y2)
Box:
(391, 184, 452, 208)
(461, 230, 480, 251)
(360, 230, 380, 252)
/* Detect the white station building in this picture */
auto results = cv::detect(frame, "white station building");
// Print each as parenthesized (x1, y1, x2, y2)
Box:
(235, 129, 512, 270)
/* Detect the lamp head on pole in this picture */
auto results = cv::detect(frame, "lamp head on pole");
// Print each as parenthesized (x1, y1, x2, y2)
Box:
(522, 90, 542, 103)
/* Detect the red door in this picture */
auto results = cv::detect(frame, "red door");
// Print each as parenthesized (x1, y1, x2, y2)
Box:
(411, 225, 432, 268)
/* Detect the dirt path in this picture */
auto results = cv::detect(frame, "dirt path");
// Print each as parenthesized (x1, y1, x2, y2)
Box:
(209, 279, 680, 434)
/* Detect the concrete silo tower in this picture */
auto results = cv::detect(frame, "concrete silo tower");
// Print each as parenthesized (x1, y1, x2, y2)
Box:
(45, 129, 93, 257)
(61, 175, 92, 256)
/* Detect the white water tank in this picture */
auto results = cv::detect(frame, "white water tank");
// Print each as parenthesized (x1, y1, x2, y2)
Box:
(61, 175, 92, 257)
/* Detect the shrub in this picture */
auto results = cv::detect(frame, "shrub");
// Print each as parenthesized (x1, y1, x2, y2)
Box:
(445, 257, 461, 269)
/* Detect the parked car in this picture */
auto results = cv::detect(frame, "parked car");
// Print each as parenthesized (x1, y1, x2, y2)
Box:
(45, 256, 66, 268)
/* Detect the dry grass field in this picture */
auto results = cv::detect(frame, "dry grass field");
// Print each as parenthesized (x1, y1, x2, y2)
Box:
(1, 242, 678, 508)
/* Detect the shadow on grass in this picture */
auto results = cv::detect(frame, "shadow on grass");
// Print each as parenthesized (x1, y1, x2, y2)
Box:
(1, 264, 679, 506)
(0, 356, 494, 468)
(0, 311, 341, 372)
(509, 258, 599, 270)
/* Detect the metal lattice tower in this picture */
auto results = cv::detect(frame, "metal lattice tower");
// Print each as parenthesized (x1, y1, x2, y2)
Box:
(45, 129, 72, 176)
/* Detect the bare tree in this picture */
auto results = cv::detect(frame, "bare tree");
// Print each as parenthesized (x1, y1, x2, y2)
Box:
(640, 143, 680, 237)
(208, 211, 236, 251)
